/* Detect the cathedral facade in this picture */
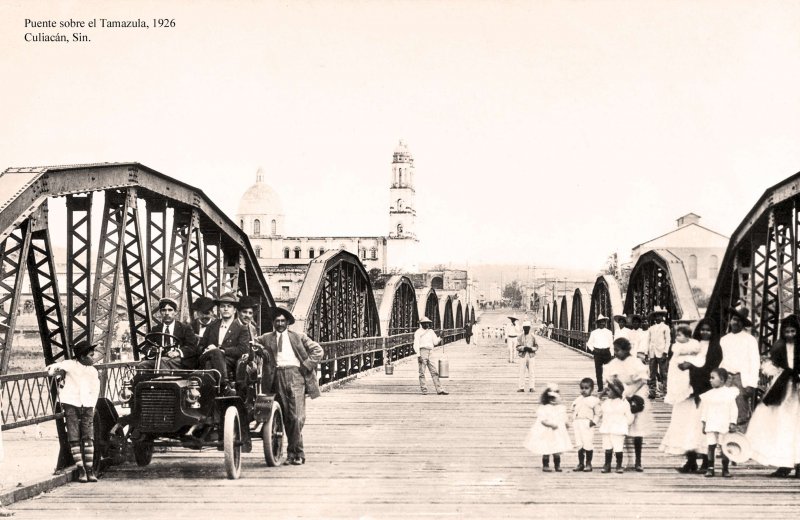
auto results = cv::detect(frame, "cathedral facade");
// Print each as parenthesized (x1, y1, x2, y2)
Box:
(237, 141, 421, 305)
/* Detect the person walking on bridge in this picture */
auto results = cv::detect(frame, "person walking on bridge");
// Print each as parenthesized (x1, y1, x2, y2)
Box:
(516, 320, 538, 392)
(414, 317, 448, 395)
(505, 317, 520, 363)
(646, 307, 671, 399)
(252, 307, 324, 465)
(586, 315, 613, 392)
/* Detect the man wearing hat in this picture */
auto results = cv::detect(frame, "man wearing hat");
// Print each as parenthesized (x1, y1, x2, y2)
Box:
(586, 315, 614, 391)
(236, 295, 261, 340)
(646, 307, 671, 399)
(47, 341, 101, 483)
(198, 292, 251, 395)
(505, 317, 520, 363)
(414, 316, 448, 395)
(251, 307, 323, 465)
(190, 296, 217, 340)
(516, 320, 538, 392)
(139, 297, 199, 370)
(718, 304, 760, 428)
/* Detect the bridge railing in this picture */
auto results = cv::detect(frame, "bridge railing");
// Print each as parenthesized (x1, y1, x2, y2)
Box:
(0, 361, 137, 431)
(551, 328, 590, 353)
(318, 328, 465, 384)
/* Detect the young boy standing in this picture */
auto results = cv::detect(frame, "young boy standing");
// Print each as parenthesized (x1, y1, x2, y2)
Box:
(571, 377, 601, 471)
(47, 341, 101, 483)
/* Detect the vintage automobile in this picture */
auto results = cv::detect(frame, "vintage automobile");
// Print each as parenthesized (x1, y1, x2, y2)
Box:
(110, 331, 286, 479)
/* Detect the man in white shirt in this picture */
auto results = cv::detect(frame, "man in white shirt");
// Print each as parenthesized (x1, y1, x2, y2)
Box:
(719, 304, 760, 428)
(414, 316, 448, 395)
(586, 315, 614, 391)
(505, 317, 520, 363)
(646, 307, 671, 399)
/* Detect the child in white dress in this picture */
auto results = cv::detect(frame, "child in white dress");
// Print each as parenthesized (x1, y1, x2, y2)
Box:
(571, 377, 601, 472)
(524, 383, 573, 472)
(599, 377, 634, 473)
(664, 326, 702, 405)
(700, 368, 738, 478)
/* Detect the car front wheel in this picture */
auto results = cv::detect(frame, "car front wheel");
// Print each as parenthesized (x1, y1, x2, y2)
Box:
(223, 406, 242, 479)
(263, 401, 286, 467)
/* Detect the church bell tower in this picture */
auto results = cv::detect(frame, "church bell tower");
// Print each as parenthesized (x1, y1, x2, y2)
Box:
(387, 140, 419, 272)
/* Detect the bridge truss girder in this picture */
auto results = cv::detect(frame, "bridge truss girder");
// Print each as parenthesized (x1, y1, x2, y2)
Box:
(624, 249, 700, 326)
(588, 275, 623, 333)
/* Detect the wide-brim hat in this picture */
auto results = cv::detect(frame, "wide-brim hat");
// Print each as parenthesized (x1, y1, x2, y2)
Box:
(237, 295, 261, 310)
(726, 304, 753, 327)
(419, 316, 433, 324)
(648, 306, 668, 318)
(158, 297, 178, 311)
(721, 432, 751, 464)
(72, 340, 98, 357)
(613, 314, 627, 322)
(507, 316, 518, 322)
(268, 306, 295, 325)
(191, 296, 215, 313)
(595, 314, 609, 322)
(215, 292, 239, 306)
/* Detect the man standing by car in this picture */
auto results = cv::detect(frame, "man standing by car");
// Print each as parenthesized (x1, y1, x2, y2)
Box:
(198, 292, 250, 396)
(140, 297, 198, 370)
(252, 307, 323, 465)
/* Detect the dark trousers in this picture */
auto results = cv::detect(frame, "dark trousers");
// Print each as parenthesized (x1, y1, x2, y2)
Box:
(275, 366, 306, 459)
(593, 349, 612, 390)
(199, 348, 236, 385)
(648, 355, 667, 392)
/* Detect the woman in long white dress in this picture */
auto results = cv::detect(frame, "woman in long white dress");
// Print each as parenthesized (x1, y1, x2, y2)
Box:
(746, 314, 800, 477)
(604, 337, 651, 471)
(658, 318, 722, 473)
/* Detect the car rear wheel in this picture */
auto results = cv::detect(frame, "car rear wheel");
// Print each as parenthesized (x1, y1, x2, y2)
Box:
(133, 438, 154, 466)
(263, 401, 286, 467)
(223, 406, 242, 479)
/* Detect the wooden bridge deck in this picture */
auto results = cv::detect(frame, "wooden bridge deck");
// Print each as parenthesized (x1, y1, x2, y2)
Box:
(8, 314, 800, 519)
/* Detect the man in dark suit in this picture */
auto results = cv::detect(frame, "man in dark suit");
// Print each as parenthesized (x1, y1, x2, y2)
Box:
(140, 297, 199, 370)
(252, 307, 323, 465)
(198, 292, 250, 396)
(190, 296, 217, 339)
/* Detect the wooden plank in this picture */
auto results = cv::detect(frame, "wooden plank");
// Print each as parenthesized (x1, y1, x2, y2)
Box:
(9, 311, 800, 519)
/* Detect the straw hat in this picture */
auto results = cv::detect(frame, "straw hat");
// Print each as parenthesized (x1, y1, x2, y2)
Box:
(721, 432, 751, 464)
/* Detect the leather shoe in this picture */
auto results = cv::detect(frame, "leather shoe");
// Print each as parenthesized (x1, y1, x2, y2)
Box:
(290, 457, 305, 465)
(437, 390, 449, 395)
(516, 389, 525, 393)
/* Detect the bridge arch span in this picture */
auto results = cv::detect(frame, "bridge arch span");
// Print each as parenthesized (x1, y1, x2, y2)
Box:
(417, 287, 441, 329)
(292, 249, 380, 341)
(570, 288, 589, 332)
(439, 295, 454, 330)
(0, 163, 275, 369)
(588, 275, 624, 334)
(455, 300, 464, 328)
(624, 249, 700, 326)
(376, 275, 419, 336)
(707, 171, 800, 345)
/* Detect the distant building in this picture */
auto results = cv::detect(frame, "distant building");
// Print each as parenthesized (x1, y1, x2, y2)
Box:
(238, 141, 420, 275)
(630, 213, 729, 296)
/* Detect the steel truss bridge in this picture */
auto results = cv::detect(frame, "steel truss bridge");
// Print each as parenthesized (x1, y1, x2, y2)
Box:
(0, 163, 473, 470)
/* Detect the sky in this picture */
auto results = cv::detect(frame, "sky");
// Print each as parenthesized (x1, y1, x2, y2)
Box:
(2, 0, 800, 271)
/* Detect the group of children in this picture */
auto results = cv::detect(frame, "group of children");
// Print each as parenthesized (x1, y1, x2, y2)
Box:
(524, 368, 738, 476)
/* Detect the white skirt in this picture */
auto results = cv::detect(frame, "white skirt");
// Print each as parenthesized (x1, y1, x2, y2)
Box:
(747, 381, 800, 467)
(628, 398, 654, 437)
(524, 422, 573, 455)
(659, 397, 704, 455)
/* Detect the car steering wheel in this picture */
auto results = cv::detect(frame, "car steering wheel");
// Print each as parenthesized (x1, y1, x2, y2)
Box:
(141, 331, 183, 360)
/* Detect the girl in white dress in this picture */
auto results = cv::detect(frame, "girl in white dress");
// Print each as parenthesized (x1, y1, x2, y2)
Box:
(524, 383, 573, 472)
(604, 337, 652, 471)
(664, 326, 701, 405)
(599, 377, 634, 473)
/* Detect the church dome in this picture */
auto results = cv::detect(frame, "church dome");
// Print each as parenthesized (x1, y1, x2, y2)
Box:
(237, 167, 283, 216)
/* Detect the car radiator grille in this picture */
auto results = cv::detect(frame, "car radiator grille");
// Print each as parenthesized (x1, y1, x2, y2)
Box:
(139, 387, 177, 431)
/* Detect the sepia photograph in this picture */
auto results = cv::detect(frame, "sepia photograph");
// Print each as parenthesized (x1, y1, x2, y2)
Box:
(1, 1, 800, 518)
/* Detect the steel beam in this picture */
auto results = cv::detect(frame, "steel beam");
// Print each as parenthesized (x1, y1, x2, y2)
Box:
(145, 199, 167, 305)
(66, 194, 92, 348)
(89, 191, 128, 362)
(0, 221, 33, 373)
(120, 189, 151, 359)
(166, 209, 195, 321)
(26, 203, 69, 363)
